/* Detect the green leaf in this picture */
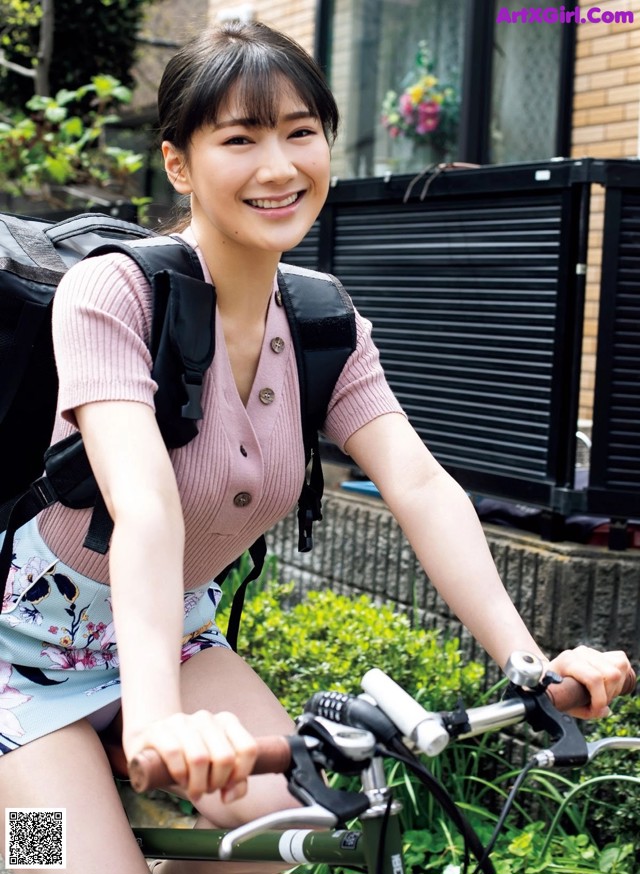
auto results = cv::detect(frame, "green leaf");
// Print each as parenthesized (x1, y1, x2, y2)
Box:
(54, 88, 81, 106)
(43, 154, 72, 183)
(44, 104, 68, 124)
(599, 843, 634, 872)
(91, 74, 131, 103)
(60, 116, 84, 138)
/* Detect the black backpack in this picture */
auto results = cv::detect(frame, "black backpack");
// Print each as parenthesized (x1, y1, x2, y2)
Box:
(0, 212, 356, 648)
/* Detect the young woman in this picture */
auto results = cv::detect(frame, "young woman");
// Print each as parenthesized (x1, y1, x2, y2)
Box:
(0, 20, 631, 874)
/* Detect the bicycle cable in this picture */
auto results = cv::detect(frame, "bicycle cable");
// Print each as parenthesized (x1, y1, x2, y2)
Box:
(381, 738, 496, 874)
(376, 794, 394, 874)
(468, 757, 538, 874)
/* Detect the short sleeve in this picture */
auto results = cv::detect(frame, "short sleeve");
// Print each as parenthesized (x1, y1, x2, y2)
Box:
(322, 308, 406, 451)
(52, 253, 157, 425)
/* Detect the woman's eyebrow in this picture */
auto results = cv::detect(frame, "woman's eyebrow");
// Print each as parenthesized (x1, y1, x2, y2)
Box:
(214, 110, 316, 130)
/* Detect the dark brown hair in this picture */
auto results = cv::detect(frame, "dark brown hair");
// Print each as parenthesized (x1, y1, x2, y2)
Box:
(158, 20, 340, 149)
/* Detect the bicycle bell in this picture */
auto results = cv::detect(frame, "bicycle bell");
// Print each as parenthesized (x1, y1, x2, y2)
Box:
(504, 651, 546, 688)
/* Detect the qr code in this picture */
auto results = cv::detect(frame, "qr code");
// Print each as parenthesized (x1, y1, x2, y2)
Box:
(5, 809, 66, 869)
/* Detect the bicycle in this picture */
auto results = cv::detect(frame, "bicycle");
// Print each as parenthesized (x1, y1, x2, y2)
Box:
(127, 652, 639, 874)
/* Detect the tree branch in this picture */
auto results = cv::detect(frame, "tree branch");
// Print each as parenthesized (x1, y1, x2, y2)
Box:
(0, 49, 36, 79)
(36, 0, 54, 96)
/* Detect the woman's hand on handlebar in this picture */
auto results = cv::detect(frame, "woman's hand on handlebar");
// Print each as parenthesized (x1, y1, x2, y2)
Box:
(125, 710, 258, 802)
(547, 646, 634, 719)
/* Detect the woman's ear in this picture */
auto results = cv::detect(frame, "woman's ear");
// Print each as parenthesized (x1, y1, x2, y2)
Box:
(162, 141, 192, 194)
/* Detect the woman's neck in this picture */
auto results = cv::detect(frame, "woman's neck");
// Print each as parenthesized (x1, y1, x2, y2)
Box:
(189, 223, 280, 318)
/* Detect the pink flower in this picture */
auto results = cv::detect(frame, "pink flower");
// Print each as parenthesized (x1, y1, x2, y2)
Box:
(96, 618, 116, 650)
(388, 126, 401, 138)
(40, 645, 117, 670)
(399, 93, 414, 121)
(416, 101, 441, 134)
(0, 660, 31, 739)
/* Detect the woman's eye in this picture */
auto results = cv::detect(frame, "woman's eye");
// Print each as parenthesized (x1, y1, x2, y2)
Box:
(290, 127, 316, 139)
(224, 135, 251, 145)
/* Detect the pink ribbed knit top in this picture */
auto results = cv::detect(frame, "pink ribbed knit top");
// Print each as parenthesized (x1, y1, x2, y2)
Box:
(37, 228, 404, 589)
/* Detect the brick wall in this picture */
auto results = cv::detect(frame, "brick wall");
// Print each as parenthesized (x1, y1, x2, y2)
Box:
(207, 0, 315, 52)
(131, 0, 210, 111)
(571, 0, 640, 425)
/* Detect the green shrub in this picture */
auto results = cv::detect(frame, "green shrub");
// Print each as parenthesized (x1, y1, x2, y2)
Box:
(217, 578, 484, 717)
(579, 692, 640, 850)
(0, 75, 144, 206)
(0, 0, 152, 111)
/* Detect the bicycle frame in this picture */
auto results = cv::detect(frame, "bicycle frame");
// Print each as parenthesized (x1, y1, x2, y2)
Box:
(133, 818, 402, 871)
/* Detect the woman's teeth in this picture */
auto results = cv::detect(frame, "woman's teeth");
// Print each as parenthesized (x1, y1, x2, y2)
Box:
(248, 193, 299, 209)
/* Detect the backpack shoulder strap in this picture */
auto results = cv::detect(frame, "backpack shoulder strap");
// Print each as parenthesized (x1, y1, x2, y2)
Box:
(277, 264, 356, 439)
(86, 235, 216, 448)
(75, 236, 217, 555)
(277, 264, 356, 552)
(1, 236, 216, 567)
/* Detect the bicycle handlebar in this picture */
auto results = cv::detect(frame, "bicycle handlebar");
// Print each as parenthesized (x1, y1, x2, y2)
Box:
(128, 662, 637, 793)
(362, 665, 638, 756)
(128, 735, 292, 794)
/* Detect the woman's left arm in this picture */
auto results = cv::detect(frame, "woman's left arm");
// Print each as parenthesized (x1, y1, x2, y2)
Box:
(344, 412, 631, 717)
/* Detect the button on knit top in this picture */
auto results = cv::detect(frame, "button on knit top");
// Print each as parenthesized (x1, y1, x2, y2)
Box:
(38, 228, 404, 589)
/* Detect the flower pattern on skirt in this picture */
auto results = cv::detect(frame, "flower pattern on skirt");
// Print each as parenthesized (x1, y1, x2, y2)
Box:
(0, 518, 229, 755)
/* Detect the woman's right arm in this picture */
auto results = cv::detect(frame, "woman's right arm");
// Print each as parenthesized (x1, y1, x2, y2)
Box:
(75, 399, 257, 801)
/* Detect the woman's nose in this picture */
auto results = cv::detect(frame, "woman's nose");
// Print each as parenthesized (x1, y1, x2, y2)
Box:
(255, 141, 296, 184)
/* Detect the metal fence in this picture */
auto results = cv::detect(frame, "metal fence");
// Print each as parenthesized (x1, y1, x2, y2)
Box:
(285, 158, 640, 549)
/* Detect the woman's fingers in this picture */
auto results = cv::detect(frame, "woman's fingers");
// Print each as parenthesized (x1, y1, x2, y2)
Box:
(126, 710, 258, 801)
(548, 646, 632, 718)
(210, 713, 254, 804)
(197, 709, 257, 799)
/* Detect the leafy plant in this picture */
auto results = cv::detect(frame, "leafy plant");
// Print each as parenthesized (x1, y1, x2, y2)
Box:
(579, 692, 640, 850)
(0, 0, 151, 110)
(0, 74, 144, 207)
(217, 578, 484, 717)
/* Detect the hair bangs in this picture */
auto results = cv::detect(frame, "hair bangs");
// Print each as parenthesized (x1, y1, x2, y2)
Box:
(159, 22, 339, 149)
(193, 53, 324, 134)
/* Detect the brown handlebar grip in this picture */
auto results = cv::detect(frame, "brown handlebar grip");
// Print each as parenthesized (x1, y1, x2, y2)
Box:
(546, 665, 637, 712)
(128, 735, 292, 794)
(129, 748, 169, 793)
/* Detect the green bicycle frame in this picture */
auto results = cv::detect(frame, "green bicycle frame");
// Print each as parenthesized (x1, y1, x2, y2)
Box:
(133, 812, 406, 873)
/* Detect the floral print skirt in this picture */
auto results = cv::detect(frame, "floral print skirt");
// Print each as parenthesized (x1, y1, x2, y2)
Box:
(0, 518, 230, 756)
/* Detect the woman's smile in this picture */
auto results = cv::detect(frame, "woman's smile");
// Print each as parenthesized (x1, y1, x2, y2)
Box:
(245, 191, 303, 210)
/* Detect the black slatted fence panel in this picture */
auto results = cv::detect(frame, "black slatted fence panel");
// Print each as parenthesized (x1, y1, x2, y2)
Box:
(330, 194, 568, 488)
(286, 159, 640, 528)
(589, 187, 640, 517)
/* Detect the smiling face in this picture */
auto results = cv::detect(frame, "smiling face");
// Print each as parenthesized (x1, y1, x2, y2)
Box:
(162, 81, 331, 260)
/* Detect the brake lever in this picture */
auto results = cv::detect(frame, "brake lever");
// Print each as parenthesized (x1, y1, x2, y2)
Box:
(218, 803, 338, 860)
(220, 718, 375, 860)
(585, 736, 640, 763)
(504, 677, 589, 768)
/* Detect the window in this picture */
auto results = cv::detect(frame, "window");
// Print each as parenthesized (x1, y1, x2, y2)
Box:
(326, 0, 465, 178)
(490, 1, 566, 163)
(320, 0, 574, 177)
